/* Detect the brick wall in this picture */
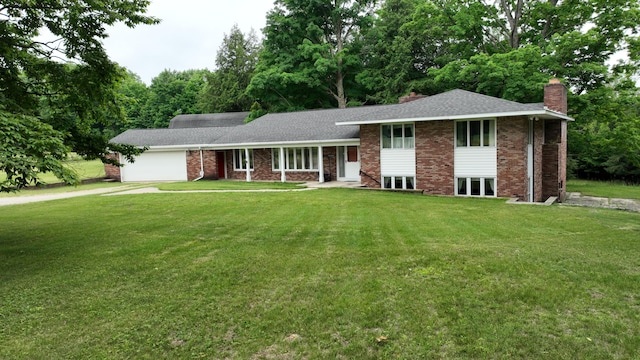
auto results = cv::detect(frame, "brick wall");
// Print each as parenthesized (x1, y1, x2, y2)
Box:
(533, 119, 544, 202)
(542, 119, 568, 201)
(497, 117, 528, 200)
(104, 153, 121, 181)
(226, 147, 338, 182)
(359, 124, 381, 188)
(415, 120, 454, 195)
(186, 150, 218, 181)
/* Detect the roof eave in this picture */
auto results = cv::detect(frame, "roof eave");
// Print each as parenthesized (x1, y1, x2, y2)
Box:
(209, 138, 360, 149)
(337, 109, 573, 125)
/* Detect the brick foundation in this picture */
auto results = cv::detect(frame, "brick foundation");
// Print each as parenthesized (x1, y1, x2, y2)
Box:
(415, 121, 454, 195)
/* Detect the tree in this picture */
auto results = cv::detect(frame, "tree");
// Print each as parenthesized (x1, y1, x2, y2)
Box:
(200, 25, 260, 113)
(0, 0, 157, 191)
(247, 0, 376, 113)
(142, 69, 210, 128)
(116, 71, 151, 130)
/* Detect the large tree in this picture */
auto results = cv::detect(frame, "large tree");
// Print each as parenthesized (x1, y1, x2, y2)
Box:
(200, 25, 260, 114)
(0, 0, 157, 191)
(142, 69, 210, 128)
(247, 0, 376, 113)
(116, 70, 151, 131)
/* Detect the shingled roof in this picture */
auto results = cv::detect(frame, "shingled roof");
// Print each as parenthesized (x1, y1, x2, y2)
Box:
(110, 127, 236, 147)
(168, 112, 249, 129)
(110, 89, 571, 148)
(213, 106, 390, 146)
(338, 89, 569, 124)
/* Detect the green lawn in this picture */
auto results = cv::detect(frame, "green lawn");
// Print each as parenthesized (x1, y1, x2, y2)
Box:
(0, 158, 106, 185)
(157, 180, 305, 191)
(567, 179, 640, 200)
(1, 190, 639, 359)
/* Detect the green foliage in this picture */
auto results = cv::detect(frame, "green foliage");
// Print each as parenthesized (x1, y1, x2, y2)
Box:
(0, 0, 157, 191)
(0, 111, 77, 191)
(116, 70, 151, 130)
(200, 25, 260, 113)
(248, 0, 375, 112)
(142, 69, 210, 128)
(568, 79, 640, 183)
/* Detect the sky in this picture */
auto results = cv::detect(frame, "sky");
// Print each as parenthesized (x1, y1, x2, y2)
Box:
(103, 0, 275, 84)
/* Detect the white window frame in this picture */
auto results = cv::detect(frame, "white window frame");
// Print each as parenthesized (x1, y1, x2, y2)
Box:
(382, 123, 415, 149)
(455, 177, 496, 197)
(272, 147, 319, 171)
(233, 149, 254, 171)
(455, 119, 496, 148)
(382, 176, 416, 190)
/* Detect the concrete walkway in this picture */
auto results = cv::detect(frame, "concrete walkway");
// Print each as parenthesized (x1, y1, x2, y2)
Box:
(0, 182, 364, 206)
(561, 192, 640, 213)
(0, 186, 135, 206)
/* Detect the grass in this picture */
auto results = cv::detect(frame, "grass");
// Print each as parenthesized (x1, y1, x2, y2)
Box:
(567, 179, 640, 200)
(0, 158, 106, 185)
(156, 180, 305, 191)
(0, 189, 639, 359)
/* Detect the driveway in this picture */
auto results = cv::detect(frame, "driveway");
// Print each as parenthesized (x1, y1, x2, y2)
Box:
(0, 186, 134, 206)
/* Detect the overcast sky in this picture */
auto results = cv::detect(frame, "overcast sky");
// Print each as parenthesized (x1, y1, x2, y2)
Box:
(103, 0, 275, 84)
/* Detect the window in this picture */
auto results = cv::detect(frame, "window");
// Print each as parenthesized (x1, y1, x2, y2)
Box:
(272, 148, 319, 171)
(383, 176, 416, 190)
(234, 149, 254, 170)
(456, 120, 495, 147)
(456, 177, 495, 197)
(382, 123, 415, 149)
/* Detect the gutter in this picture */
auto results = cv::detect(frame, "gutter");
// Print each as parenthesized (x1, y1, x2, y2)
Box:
(193, 148, 204, 181)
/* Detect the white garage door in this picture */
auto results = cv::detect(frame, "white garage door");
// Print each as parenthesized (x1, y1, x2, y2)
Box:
(120, 151, 187, 182)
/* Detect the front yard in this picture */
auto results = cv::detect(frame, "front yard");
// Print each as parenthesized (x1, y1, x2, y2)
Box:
(0, 189, 638, 359)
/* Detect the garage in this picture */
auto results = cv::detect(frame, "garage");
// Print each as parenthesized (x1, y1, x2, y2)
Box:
(120, 151, 187, 182)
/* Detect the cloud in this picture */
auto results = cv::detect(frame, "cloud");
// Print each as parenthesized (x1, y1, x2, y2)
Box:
(104, 0, 274, 84)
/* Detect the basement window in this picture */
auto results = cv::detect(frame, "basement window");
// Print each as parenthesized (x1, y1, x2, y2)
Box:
(383, 176, 415, 190)
(456, 177, 495, 197)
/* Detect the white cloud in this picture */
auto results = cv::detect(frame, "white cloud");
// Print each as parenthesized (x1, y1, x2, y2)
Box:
(103, 0, 274, 84)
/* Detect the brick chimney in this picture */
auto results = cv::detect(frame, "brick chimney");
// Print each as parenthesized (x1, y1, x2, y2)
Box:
(399, 92, 427, 104)
(544, 78, 567, 114)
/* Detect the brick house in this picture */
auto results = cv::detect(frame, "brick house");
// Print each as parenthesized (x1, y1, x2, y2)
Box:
(106, 79, 571, 202)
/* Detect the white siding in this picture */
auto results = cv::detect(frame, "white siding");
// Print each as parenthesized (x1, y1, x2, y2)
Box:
(120, 151, 187, 182)
(381, 149, 416, 176)
(454, 147, 497, 177)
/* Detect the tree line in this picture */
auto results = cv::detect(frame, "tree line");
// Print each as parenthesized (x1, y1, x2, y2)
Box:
(2, 0, 639, 191)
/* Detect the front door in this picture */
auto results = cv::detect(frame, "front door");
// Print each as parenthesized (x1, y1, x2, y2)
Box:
(216, 152, 226, 179)
(337, 146, 361, 181)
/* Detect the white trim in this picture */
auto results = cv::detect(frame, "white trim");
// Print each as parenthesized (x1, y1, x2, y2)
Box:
(131, 139, 361, 152)
(455, 177, 497, 197)
(244, 148, 251, 182)
(337, 109, 573, 126)
(318, 146, 324, 183)
(279, 147, 286, 182)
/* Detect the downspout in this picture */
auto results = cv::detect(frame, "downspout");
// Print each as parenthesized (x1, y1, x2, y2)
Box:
(193, 148, 205, 181)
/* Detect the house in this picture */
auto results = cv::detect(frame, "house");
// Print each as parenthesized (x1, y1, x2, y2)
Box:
(106, 79, 571, 202)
